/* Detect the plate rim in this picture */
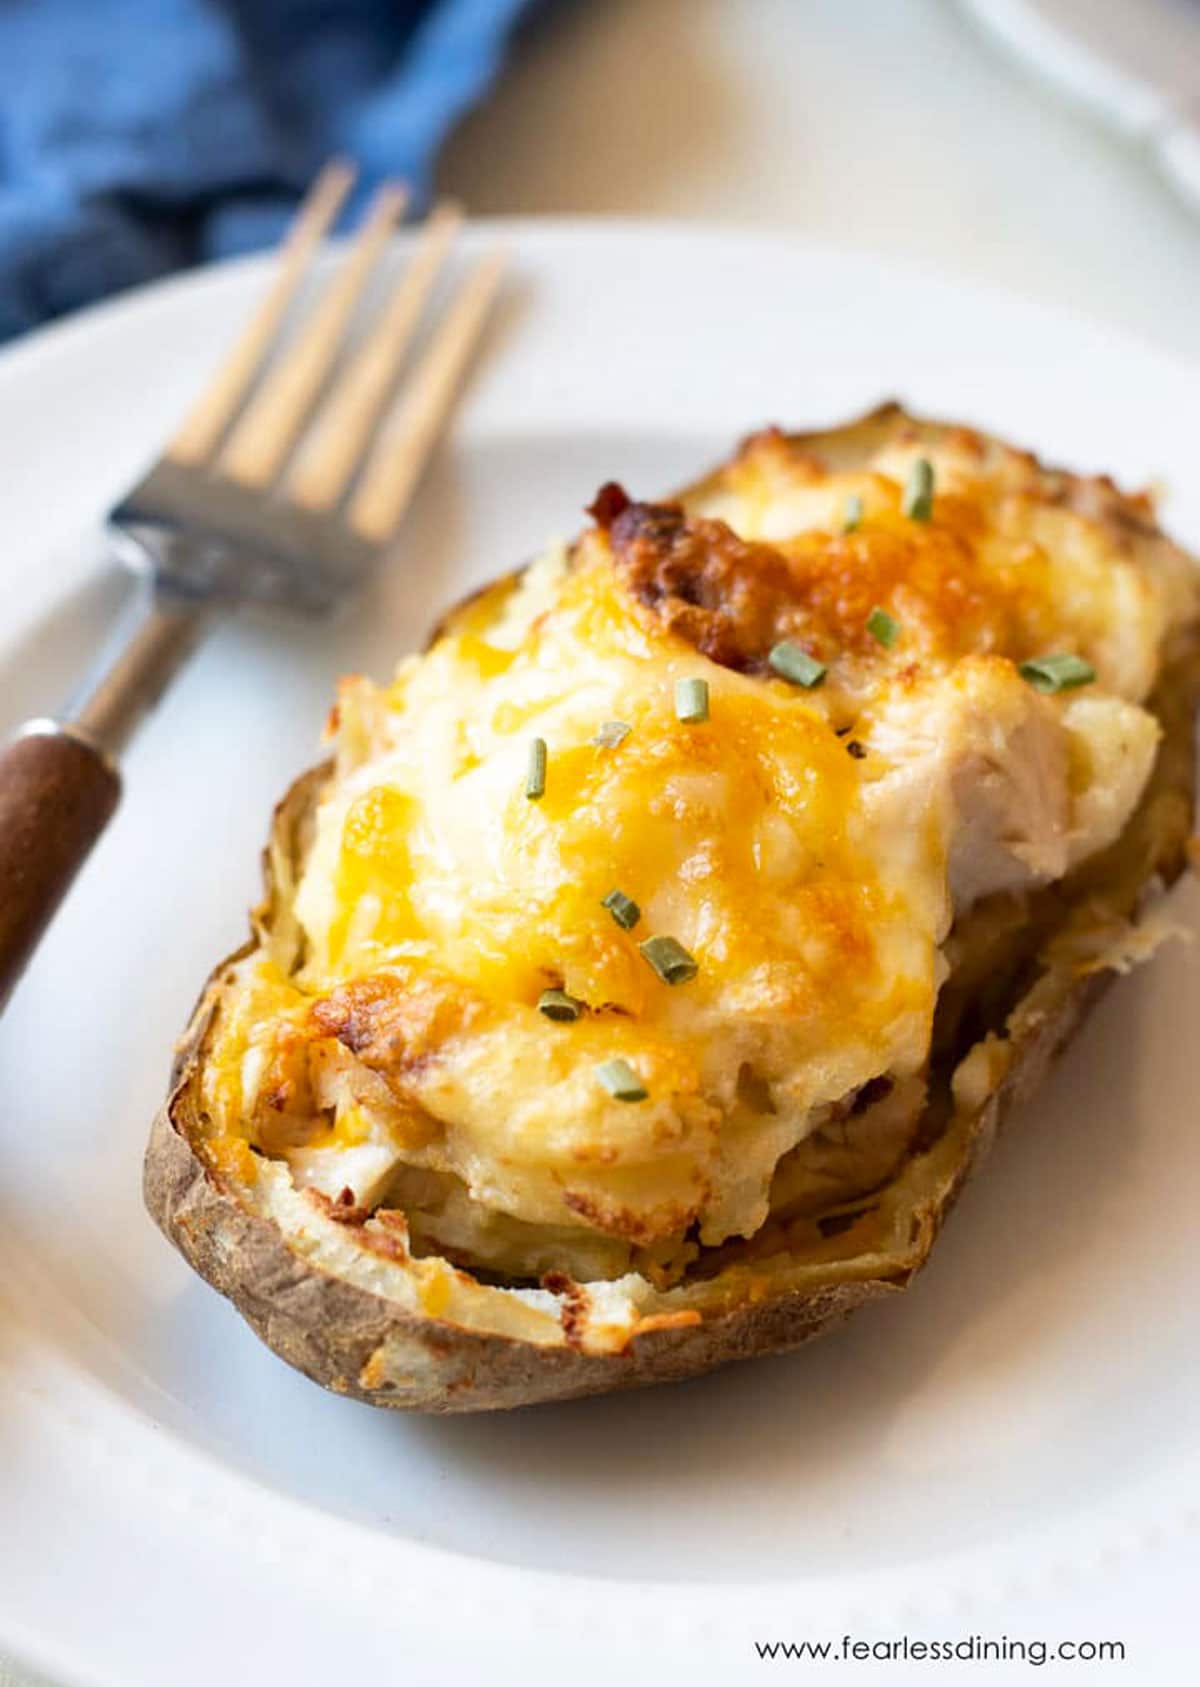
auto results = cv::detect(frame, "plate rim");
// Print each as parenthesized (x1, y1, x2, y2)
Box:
(2, 212, 1199, 397)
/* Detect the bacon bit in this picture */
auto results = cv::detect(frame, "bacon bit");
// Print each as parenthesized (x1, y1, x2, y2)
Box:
(634, 1310, 703, 1336)
(608, 500, 796, 671)
(361, 1208, 411, 1265)
(586, 481, 632, 529)
(308, 1188, 369, 1227)
(362, 1231, 408, 1265)
(329, 1204, 369, 1228)
(541, 1270, 591, 1348)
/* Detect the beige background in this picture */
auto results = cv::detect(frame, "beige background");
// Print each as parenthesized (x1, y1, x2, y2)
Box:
(440, 0, 1200, 359)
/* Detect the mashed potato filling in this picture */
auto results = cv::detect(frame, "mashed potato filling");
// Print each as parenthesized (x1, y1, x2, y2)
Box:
(199, 415, 1184, 1287)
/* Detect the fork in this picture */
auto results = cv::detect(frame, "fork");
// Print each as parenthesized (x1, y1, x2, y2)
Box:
(0, 161, 504, 1012)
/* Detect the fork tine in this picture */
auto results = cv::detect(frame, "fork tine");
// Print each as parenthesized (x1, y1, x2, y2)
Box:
(287, 200, 464, 513)
(219, 180, 409, 490)
(166, 161, 355, 467)
(347, 248, 505, 544)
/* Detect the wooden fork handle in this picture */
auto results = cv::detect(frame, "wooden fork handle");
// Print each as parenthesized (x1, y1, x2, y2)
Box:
(0, 722, 121, 1012)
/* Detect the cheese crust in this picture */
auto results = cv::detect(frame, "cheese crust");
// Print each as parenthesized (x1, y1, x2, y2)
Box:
(170, 404, 1199, 1373)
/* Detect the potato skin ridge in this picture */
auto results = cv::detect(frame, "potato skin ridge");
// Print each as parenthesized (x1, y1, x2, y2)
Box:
(144, 405, 1200, 1412)
(146, 963, 1115, 1411)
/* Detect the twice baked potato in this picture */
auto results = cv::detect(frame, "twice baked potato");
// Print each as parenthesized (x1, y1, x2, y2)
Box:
(146, 404, 1200, 1411)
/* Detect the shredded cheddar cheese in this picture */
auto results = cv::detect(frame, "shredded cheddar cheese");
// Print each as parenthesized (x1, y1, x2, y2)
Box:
(198, 410, 1195, 1288)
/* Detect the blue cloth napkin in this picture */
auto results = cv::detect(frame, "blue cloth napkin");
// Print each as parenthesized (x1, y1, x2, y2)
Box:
(0, 0, 538, 342)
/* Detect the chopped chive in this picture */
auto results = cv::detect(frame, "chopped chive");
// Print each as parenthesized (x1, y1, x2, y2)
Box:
(639, 934, 699, 985)
(1018, 653, 1096, 694)
(525, 737, 547, 800)
(769, 640, 826, 689)
(675, 676, 710, 723)
(842, 493, 864, 533)
(594, 1057, 648, 1102)
(902, 457, 935, 521)
(602, 889, 641, 930)
(538, 988, 583, 1022)
(866, 606, 900, 648)
(593, 719, 632, 748)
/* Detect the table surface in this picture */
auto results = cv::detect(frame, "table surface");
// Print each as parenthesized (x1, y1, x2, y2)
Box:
(440, 0, 1200, 362)
(7, 3, 1198, 1684)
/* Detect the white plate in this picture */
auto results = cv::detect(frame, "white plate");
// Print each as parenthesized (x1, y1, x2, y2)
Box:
(1, 222, 1199, 1687)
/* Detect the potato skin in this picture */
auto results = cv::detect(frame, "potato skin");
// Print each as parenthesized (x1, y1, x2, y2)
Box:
(143, 406, 1200, 1412)
(145, 954, 1112, 1411)
(147, 1080, 897, 1412)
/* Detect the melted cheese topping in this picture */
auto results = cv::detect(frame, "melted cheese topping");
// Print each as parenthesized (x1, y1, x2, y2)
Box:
(201, 415, 1192, 1280)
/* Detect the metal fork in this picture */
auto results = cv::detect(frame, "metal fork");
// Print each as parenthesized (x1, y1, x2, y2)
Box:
(0, 162, 504, 1011)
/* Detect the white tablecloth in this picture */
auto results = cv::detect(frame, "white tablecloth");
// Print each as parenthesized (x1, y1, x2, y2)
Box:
(8, 1, 1198, 1682)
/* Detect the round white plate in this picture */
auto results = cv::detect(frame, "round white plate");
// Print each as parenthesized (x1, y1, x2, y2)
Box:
(1, 222, 1198, 1687)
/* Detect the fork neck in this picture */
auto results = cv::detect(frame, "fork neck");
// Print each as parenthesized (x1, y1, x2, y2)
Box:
(65, 590, 210, 759)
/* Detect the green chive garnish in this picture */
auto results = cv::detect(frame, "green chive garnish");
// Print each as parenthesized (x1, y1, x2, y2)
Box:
(1018, 653, 1097, 694)
(769, 640, 826, 689)
(842, 493, 864, 533)
(538, 988, 583, 1022)
(675, 677, 710, 723)
(902, 457, 935, 521)
(593, 720, 632, 748)
(594, 1058, 648, 1102)
(602, 889, 640, 930)
(639, 934, 699, 985)
(866, 606, 900, 648)
(525, 737, 547, 800)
